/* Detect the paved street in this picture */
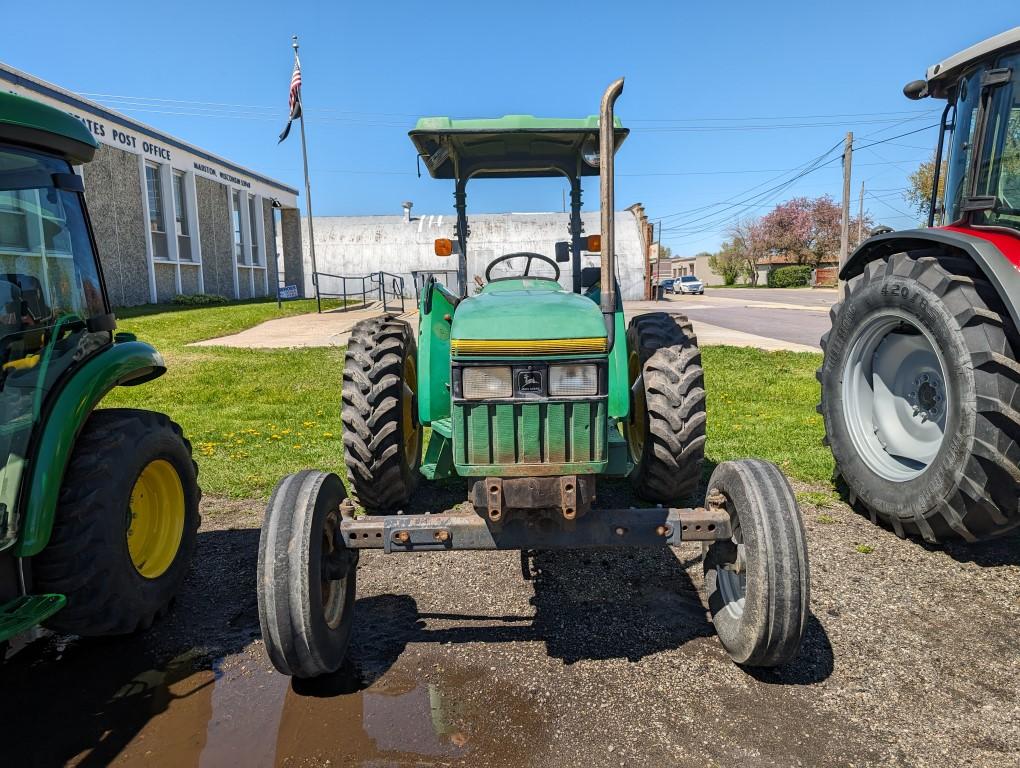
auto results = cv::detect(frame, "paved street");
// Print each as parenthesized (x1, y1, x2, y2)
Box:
(194, 288, 837, 353)
(630, 287, 836, 351)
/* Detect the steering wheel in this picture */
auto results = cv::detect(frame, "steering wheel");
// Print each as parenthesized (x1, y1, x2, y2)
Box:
(484, 252, 561, 283)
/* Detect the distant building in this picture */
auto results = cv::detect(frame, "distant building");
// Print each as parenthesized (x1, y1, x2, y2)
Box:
(305, 208, 651, 300)
(1, 64, 304, 306)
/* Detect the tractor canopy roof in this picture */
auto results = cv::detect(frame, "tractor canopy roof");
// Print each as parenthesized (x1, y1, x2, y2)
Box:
(409, 114, 628, 180)
(0, 91, 98, 165)
(921, 26, 1020, 98)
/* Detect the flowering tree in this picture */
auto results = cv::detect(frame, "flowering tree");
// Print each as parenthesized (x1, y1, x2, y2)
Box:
(758, 195, 872, 266)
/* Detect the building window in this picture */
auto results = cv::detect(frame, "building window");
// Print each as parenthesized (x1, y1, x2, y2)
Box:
(145, 163, 168, 260)
(172, 171, 192, 260)
(231, 189, 244, 264)
(248, 195, 260, 265)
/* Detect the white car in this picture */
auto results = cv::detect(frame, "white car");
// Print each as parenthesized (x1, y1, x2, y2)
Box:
(674, 275, 705, 295)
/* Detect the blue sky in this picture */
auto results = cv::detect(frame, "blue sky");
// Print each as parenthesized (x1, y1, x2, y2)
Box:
(2, 1, 1013, 253)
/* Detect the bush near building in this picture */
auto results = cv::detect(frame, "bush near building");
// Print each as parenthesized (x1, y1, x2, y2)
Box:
(768, 265, 814, 288)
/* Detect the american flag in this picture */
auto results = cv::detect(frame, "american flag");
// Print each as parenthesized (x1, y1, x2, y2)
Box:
(278, 53, 303, 143)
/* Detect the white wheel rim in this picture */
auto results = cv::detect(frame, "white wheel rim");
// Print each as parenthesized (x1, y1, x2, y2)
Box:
(717, 567, 746, 620)
(841, 310, 950, 482)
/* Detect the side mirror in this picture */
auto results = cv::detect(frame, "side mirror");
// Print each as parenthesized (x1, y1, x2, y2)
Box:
(554, 241, 570, 262)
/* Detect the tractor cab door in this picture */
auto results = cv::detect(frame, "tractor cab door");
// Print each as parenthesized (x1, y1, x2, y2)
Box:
(0, 143, 110, 551)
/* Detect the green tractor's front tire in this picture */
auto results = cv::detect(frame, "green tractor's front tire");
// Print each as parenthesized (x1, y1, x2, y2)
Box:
(257, 470, 358, 678)
(33, 408, 201, 636)
(624, 312, 707, 502)
(342, 314, 422, 510)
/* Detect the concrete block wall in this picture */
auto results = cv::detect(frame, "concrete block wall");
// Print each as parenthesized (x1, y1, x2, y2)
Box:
(195, 176, 236, 299)
(280, 208, 305, 298)
(301, 209, 649, 301)
(81, 144, 151, 306)
(263, 198, 280, 295)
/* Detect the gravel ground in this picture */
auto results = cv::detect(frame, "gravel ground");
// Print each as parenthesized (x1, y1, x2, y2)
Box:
(2, 484, 1018, 767)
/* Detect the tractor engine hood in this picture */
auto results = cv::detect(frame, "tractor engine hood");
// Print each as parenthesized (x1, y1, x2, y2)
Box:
(451, 278, 607, 353)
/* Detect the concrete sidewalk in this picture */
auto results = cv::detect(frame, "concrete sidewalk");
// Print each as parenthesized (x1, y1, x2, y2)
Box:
(189, 305, 417, 349)
(192, 297, 820, 352)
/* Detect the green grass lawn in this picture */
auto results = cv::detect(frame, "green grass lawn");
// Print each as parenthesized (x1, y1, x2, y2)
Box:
(103, 300, 833, 501)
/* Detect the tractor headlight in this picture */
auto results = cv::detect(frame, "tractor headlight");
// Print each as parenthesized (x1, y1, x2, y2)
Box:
(462, 366, 513, 399)
(549, 364, 598, 396)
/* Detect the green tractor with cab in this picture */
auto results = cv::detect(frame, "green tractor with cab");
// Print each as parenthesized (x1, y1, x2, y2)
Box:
(0, 91, 200, 648)
(257, 80, 810, 677)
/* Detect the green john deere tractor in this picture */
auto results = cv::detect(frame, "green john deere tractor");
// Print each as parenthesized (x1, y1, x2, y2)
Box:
(0, 91, 200, 648)
(257, 80, 810, 678)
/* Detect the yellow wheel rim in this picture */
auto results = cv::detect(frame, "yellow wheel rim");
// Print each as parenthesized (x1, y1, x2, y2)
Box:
(401, 354, 421, 466)
(127, 459, 186, 579)
(623, 348, 647, 462)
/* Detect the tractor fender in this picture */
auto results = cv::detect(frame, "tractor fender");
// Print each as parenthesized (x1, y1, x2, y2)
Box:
(841, 227, 1020, 331)
(13, 340, 166, 557)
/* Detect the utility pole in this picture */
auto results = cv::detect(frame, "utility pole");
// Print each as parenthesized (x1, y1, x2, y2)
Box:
(839, 131, 853, 297)
(857, 180, 865, 246)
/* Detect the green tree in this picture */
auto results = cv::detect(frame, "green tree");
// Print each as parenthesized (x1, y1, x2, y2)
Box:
(905, 154, 945, 222)
(709, 240, 742, 286)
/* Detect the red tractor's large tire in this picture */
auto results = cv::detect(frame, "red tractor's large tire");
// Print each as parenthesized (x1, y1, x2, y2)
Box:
(624, 312, 707, 502)
(341, 314, 422, 510)
(34, 409, 201, 635)
(819, 251, 1020, 542)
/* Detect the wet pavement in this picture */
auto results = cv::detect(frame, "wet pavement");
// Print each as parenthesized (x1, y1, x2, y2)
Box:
(2, 487, 1019, 767)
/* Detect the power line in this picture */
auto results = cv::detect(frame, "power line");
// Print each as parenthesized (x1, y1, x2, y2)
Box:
(867, 191, 917, 219)
(657, 140, 845, 234)
(852, 124, 939, 151)
(653, 139, 844, 223)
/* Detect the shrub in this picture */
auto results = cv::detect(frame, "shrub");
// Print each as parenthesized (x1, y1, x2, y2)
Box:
(171, 293, 230, 306)
(767, 265, 813, 288)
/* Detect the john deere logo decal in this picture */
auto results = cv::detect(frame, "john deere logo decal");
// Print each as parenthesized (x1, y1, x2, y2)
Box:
(516, 370, 544, 394)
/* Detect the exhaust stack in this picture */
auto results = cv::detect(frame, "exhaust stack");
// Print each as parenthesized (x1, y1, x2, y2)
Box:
(599, 78, 624, 316)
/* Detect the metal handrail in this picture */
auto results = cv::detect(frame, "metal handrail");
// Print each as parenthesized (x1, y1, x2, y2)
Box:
(312, 270, 405, 314)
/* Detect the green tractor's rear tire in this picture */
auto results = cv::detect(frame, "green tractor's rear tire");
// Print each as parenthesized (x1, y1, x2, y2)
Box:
(819, 251, 1020, 542)
(257, 470, 358, 678)
(624, 312, 707, 502)
(34, 408, 200, 636)
(342, 314, 422, 510)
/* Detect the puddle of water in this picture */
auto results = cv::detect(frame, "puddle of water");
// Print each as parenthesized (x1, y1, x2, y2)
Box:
(2, 636, 544, 768)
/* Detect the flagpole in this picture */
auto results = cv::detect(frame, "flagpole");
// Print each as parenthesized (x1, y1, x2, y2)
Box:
(293, 34, 319, 305)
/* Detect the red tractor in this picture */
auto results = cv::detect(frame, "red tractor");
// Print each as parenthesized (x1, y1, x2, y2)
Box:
(819, 28, 1020, 542)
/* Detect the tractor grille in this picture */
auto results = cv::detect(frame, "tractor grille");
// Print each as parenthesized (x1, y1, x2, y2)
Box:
(452, 400, 607, 471)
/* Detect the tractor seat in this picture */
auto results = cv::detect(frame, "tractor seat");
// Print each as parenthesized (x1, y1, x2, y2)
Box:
(580, 267, 601, 289)
(1, 274, 48, 323)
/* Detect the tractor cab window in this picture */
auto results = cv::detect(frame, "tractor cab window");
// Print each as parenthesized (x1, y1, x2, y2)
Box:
(945, 54, 1020, 233)
(973, 53, 1020, 232)
(0, 145, 105, 337)
(0, 144, 108, 548)
(945, 69, 982, 223)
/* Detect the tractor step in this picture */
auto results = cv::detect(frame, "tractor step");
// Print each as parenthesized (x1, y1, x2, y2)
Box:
(340, 505, 730, 553)
(0, 593, 65, 643)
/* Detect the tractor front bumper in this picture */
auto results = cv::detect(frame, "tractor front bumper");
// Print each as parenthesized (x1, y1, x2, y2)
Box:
(339, 503, 730, 553)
